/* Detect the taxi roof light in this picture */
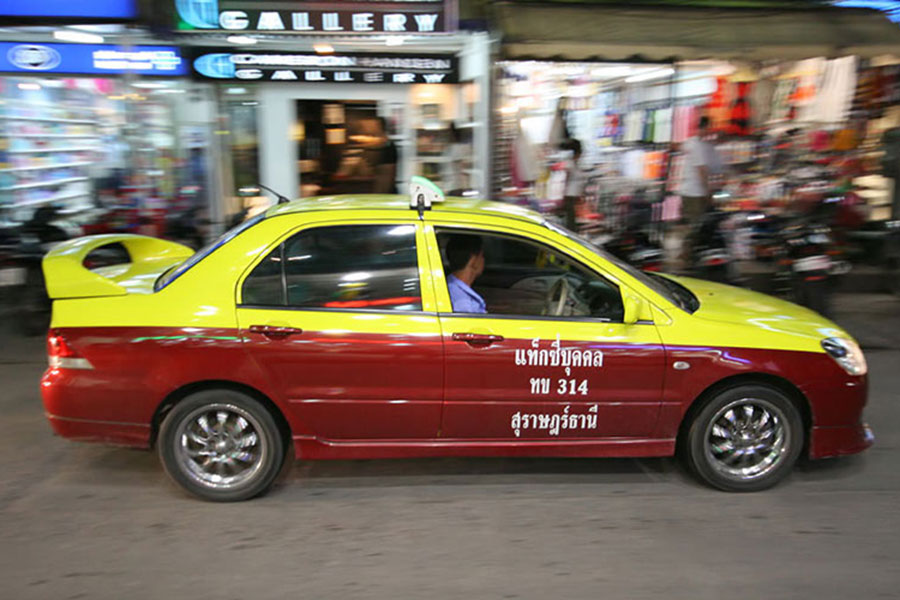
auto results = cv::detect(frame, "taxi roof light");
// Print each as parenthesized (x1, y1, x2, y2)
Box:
(409, 176, 445, 217)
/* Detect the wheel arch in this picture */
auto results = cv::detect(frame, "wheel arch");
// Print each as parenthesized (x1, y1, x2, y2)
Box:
(150, 380, 293, 451)
(675, 372, 812, 455)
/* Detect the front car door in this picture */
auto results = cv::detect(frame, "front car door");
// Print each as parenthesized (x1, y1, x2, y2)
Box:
(426, 220, 666, 442)
(236, 218, 444, 441)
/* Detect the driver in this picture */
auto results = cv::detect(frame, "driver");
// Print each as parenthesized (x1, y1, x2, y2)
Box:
(446, 234, 487, 313)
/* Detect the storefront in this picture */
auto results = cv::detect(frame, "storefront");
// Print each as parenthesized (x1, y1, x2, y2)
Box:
(173, 0, 492, 216)
(0, 41, 198, 224)
(489, 2, 900, 228)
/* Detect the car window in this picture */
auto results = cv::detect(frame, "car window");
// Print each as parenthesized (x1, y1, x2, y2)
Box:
(156, 212, 266, 291)
(242, 224, 422, 311)
(436, 228, 623, 321)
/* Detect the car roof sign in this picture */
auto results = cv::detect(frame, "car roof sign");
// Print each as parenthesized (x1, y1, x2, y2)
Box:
(409, 176, 444, 218)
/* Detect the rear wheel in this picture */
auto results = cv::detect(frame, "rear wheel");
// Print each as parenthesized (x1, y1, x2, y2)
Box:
(685, 385, 803, 492)
(158, 389, 285, 502)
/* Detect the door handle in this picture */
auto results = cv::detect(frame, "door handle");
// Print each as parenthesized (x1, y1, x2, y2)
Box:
(248, 325, 303, 339)
(452, 332, 504, 346)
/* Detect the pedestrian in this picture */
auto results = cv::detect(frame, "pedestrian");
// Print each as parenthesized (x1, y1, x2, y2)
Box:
(677, 115, 723, 269)
(561, 138, 584, 231)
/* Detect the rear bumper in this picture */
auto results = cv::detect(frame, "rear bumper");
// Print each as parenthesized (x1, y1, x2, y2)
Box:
(45, 413, 150, 448)
(809, 422, 873, 459)
(42, 366, 152, 448)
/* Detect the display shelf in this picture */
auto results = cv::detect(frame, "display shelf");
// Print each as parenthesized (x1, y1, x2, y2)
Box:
(14, 134, 99, 139)
(0, 162, 92, 173)
(1, 99, 97, 111)
(14, 191, 91, 208)
(2, 176, 89, 191)
(0, 116, 96, 124)
(8, 147, 97, 154)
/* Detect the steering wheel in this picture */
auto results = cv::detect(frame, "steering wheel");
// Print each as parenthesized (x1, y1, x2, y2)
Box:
(542, 276, 571, 316)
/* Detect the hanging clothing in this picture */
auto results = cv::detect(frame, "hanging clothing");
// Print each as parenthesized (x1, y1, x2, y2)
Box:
(654, 108, 673, 144)
(729, 81, 752, 136)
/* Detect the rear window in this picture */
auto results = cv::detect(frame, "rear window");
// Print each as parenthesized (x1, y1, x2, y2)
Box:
(155, 213, 266, 291)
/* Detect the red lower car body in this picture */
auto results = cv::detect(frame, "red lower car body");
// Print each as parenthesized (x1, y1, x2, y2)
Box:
(41, 326, 872, 461)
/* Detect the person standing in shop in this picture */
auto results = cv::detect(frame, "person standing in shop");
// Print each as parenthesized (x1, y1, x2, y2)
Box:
(677, 115, 723, 268)
(373, 117, 399, 195)
(561, 138, 584, 231)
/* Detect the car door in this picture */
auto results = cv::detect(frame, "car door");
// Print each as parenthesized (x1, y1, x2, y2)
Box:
(236, 220, 444, 440)
(427, 222, 666, 440)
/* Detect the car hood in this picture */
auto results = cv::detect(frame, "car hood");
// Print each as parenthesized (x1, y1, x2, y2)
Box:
(664, 274, 849, 341)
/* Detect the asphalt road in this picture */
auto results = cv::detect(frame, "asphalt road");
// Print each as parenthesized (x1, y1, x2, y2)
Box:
(1, 294, 898, 600)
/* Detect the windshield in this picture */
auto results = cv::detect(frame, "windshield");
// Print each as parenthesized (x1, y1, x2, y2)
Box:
(155, 213, 266, 291)
(543, 220, 698, 313)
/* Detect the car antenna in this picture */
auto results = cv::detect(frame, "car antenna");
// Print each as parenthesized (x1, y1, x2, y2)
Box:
(257, 183, 291, 205)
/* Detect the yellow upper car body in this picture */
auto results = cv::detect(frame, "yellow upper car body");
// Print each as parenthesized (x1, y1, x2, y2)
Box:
(40, 194, 872, 500)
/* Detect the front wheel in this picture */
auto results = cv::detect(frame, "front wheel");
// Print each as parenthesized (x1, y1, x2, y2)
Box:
(684, 385, 803, 492)
(158, 389, 285, 501)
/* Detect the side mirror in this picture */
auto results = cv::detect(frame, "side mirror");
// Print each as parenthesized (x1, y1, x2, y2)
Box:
(623, 294, 644, 325)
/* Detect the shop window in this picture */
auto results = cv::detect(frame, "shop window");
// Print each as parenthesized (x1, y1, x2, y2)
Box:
(436, 229, 623, 321)
(242, 225, 421, 311)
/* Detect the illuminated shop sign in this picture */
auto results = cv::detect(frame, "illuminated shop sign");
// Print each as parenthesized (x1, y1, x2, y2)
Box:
(0, 0, 137, 19)
(190, 50, 458, 83)
(0, 43, 186, 76)
(175, 0, 454, 33)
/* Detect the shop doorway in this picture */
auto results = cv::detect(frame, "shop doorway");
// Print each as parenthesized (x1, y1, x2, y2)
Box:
(295, 100, 399, 197)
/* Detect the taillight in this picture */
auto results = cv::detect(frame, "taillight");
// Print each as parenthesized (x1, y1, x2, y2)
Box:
(47, 330, 93, 370)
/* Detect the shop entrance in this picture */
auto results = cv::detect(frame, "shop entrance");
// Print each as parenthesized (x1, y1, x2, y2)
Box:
(295, 100, 399, 197)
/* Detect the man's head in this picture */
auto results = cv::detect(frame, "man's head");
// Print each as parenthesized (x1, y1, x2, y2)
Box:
(697, 115, 711, 134)
(446, 234, 485, 281)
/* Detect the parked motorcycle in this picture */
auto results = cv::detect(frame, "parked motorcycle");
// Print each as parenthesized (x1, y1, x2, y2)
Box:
(14, 206, 74, 336)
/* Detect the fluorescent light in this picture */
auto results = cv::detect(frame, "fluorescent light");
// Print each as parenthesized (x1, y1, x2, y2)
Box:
(17, 82, 41, 91)
(385, 36, 407, 46)
(625, 68, 675, 84)
(227, 35, 257, 45)
(132, 82, 168, 89)
(225, 87, 247, 95)
(53, 29, 104, 44)
(314, 43, 334, 55)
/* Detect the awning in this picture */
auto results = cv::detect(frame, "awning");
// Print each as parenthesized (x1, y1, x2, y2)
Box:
(494, 3, 900, 62)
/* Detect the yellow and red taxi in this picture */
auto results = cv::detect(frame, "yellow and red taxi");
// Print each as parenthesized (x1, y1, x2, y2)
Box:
(40, 180, 872, 501)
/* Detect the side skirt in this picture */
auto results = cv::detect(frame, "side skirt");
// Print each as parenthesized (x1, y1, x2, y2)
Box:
(293, 437, 676, 460)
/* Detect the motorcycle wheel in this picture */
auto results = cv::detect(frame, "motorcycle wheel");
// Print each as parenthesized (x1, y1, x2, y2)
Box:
(17, 267, 50, 337)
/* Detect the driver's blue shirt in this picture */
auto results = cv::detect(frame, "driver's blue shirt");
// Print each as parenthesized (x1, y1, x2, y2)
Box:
(447, 274, 486, 314)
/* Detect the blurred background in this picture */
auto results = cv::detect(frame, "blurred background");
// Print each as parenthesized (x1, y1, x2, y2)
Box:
(2, 3, 900, 599)
(2, 0, 900, 335)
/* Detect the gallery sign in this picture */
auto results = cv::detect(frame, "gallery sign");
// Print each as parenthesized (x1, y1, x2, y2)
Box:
(0, 43, 186, 76)
(190, 50, 458, 84)
(175, 0, 454, 33)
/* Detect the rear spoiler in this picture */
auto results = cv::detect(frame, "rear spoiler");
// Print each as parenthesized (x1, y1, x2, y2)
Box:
(42, 234, 194, 299)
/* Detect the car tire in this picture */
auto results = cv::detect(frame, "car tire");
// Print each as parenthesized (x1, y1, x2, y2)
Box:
(684, 384, 803, 492)
(158, 389, 285, 502)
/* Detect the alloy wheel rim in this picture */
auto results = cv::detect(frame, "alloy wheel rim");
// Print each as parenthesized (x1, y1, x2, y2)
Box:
(704, 398, 789, 482)
(175, 403, 267, 490)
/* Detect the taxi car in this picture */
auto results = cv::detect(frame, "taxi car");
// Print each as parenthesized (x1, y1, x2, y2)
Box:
(40, 180, 872, 501)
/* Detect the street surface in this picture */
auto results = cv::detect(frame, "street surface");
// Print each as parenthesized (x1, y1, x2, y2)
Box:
(1, 294, 898, 599)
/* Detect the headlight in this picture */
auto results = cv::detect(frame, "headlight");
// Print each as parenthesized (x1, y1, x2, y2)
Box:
(821, 337, 867, 376)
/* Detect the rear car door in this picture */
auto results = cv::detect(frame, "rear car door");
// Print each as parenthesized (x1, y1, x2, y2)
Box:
(427, 222, 666, 440)
(236, 220, 444, 440)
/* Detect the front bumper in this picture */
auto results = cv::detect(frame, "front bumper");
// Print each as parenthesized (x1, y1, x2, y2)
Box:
(809, 422, 874, 459)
